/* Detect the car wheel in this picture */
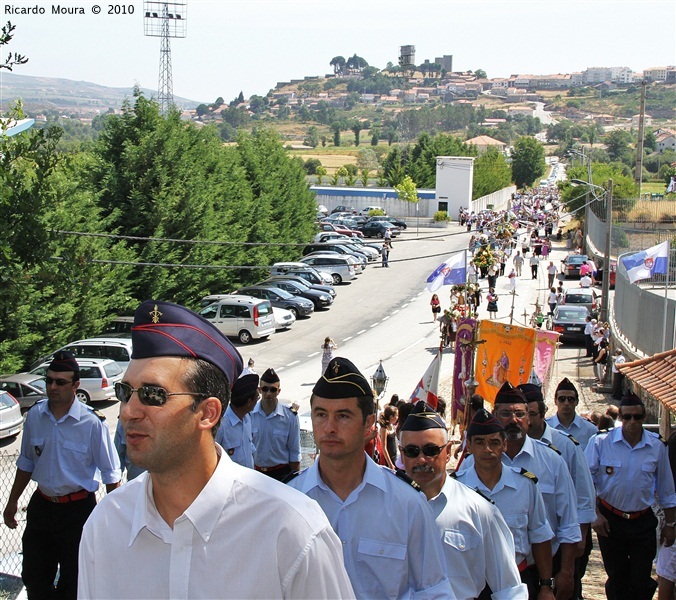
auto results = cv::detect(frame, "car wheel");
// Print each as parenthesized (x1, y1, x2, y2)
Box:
(288, 307, 299, 319)
(332, 273, 343, 285)
(76, 389, 90, 405)
(238, 330, 252, 344)
(377, 232, 383, 239)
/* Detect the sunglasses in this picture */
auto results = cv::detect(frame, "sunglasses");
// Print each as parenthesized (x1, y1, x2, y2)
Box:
(260, 386, 279, 393)
(556, 396, 578, 403)
(400, 443, 446, 458)
(621, 413, 645, 421)
(114, 382, 206, 407)
(45, 376, 74, 386)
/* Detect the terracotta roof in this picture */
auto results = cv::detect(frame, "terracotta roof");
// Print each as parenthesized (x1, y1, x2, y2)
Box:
(466, 135, 506, 146)
(617, 348, 676, 411)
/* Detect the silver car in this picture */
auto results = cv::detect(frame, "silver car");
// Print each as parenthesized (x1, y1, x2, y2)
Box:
(0, 390, 23, 439)
(0, 373, 48, 411)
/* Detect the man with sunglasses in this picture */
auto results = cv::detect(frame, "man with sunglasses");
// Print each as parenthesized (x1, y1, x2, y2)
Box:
(251, 368, 301, 481)
(585, 392, 676, 600)
(400, 402, 525, 599)
(3, 350, 120, 600)
(78, 301, 354, 599)
(288, 358, 450, 599)
(546, 378, 598, 450)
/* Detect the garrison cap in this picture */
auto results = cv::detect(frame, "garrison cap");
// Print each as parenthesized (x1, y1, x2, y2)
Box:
(620, 392, 644, 407)
(260, 368, 280, 384)
(231, 374, 259, 405)
(400, 401, 447, 432)
(312, 357, 372, 399)
(48, 350, 80, 374)
(467, 408, 505, 438)
(494, 381, 527, 405)
(131, 300, 243, 389)
(517, 383, 544, 403)
(555, 377, 578, 398)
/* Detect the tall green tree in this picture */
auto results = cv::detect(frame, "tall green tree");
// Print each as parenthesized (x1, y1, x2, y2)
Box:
(511, 136, 546, 188)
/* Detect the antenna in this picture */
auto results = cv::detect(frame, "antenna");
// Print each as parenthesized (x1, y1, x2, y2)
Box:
(144, 1, 187, 114)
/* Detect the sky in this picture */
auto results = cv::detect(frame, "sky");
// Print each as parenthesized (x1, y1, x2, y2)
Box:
(1, 0, 674, 104)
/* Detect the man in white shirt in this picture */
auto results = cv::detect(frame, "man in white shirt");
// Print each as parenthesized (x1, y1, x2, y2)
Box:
(579, 274, 592, 288)
(78, 300, 354, 599)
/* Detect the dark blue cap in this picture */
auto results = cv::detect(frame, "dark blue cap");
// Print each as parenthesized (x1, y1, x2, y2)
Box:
(231, 374, 259, 405)
(400, 401, 447, 431)
(49, 350, 79, 374)
(467, 408, 505, 438)
(517, 383, 543, 403)
(131, 300, 243, 389)
(494, 381, 527, 404)
(312, 357, 372, 398)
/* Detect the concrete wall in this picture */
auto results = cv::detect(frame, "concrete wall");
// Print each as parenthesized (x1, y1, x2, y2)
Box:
(472, 186, 516, 213)
(435, 157, 475, 219)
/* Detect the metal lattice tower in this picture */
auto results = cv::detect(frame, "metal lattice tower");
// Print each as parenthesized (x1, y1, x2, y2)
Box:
(144, 2, 187, 114)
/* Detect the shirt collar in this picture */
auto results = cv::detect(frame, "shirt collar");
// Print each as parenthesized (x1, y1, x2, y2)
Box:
(128, 445, 233, 546)
(611, 426, 651, 449)
(297, 453, 388, 496)
(224, 405, 242, 426)
(505, 434, 537, 461)
(252, 400, 282, 417)
(40, 396, 85, 423)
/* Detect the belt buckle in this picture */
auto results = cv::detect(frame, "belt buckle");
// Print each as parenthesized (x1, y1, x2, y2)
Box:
(621, 512, 631, 519)
(49, 496, 59, 503)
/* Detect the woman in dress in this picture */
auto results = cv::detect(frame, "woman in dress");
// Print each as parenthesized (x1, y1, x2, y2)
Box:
(486, 287, 498, 319)
(378, 406, 399, 470)
(321, 336, 337, 374)
(430, 294, 441, 321)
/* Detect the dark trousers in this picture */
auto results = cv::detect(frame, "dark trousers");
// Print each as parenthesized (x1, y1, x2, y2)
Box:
(531, 265, 538, 278)
(488, 275, 497, 288)
(597, 505, 658, 600)
(585, 334, 593, 357)
(574, 527, 593, 600)
(612, 371, 624, 400)
(256, 464, 291, 482)
(521, 565, 540, 599)
(22, 491, 96, 600)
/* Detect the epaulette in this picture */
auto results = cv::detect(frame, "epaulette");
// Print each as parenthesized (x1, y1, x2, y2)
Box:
(450, 471, 458, 479)
(394, 468, 422, 491)
(281, 471, 301, 484)
(544, 442, 561, 455)
(566, 434, 580, 446)
(93, 409, 106, 421)
(647, 430, 667, 444)
(519, 468, 539, 484)
(473, 488, 495, 505)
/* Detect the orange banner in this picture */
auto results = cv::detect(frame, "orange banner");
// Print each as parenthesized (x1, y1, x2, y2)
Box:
(475, 321, 537, 406)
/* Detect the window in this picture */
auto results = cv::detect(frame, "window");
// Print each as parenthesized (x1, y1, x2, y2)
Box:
(235, 306, 251, 318)
(200, 305, 218, 319)
(219, 305, 236, 319)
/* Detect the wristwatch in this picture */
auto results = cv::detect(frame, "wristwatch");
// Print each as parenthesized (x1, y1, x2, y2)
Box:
(539, 578, 555, 588)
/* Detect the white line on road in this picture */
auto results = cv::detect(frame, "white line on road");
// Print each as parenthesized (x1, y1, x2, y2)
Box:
(343, 336, 353, 342)
(370, 322, 379, 328)
(287, 360, 300, 367)
(392, 309, 400, 315)
(307, 352, 319, 358)
(402, 303, 409, 308)
(382, 315, 390, 321)
(392, 337, 427, 358)
(357, 329, 367, 335)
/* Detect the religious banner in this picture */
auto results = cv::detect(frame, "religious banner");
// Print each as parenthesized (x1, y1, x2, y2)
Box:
(533, 329, 559, 396)
(475, 320, 537, 406)
(451, 317, 477, 424)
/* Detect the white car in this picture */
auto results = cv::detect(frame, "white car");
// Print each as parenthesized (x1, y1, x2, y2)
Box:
(360, 205, 384, 216)
(0, 390, 23, 439)
(272, 306, 296, 330)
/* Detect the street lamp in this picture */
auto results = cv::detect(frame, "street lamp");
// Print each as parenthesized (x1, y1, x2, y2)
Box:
(371, 361, 389, 400)
(569, 179, 613, 323)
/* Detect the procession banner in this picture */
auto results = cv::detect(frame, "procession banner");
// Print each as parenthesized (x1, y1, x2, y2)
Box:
(475, 321, 536, 406)
(409, 349, 442, 410)
(533, 329, 559, 396)
(451, 317, 477, 424)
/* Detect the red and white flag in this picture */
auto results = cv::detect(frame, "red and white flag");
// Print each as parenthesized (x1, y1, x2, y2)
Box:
(409, 350, 442, 410)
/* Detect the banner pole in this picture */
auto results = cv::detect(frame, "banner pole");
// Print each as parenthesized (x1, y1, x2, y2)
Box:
(662, 241, 671, 352)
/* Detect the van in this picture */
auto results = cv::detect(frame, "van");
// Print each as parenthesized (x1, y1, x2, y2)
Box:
(299, 255, 357, 284)
(199, 295, 275, 344)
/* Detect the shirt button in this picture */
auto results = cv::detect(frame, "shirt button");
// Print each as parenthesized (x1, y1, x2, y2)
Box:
(459, 544, 465, 549)
(342, 540, 346, 545)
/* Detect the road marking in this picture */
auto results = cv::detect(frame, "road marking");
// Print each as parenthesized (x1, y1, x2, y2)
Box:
(382, 315, 390, 321)
(357, 329, 366, 335)
(307, 352, 319, 358)
(392, 337, 426, 358)
(370, 322, 379, 328)
(287, 360, 300, 367)
(402, 303, 409, 308)
(392, 309, 400, 315)
(343, 336, 353, 342)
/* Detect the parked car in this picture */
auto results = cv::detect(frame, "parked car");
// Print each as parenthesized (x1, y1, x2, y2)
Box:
(561, 287, 600, 316)
(265, 275, 336, 298)
(272, 306, 296, 330)
(366, 215, 408, 230)
(304, 251, 363, 274)
(237, 286, 315, 318)
(199, 295, 276, 344)
(303, 243, 369, 267)
(552, 305, 589, 344)
(317, 204, 329, 216)
(360, 221, 401, 238)
(0, 373, 48, 411)
(31, 338, 134, 372)
(0, 390, 23, 439)
(560, 254, 589, 279)
(257, 279, 333, 310)
(269, 262, 334, 286)
(30, 357, 124, 404)
(317, 222, 364, 238)
(331, 205, 356, 214)
(359, 205, 384, 216)
(100, 316, 133, 337)
(331, 239, 379, 261)
(299, 254, 357, 284)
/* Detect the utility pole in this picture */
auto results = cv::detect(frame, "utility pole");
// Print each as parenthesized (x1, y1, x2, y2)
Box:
(600, 179, 613, 323)
(634, 80, 647, 199)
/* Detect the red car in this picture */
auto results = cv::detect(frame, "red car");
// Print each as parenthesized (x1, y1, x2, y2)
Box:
(316, 222, 363, 238)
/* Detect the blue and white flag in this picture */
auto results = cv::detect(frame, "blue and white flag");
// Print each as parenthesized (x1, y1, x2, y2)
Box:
(621, 241, 669, 284)
(426, 252, 467, 292)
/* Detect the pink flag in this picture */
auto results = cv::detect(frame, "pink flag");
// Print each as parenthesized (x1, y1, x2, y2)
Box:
(534, 329, 559, 396)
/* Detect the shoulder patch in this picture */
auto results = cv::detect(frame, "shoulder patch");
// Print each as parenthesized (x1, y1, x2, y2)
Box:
(394, 468, 422, 491)
(519, 468, 539, 484)
(566, 434, 580, 446)
(545, 442, 561, 455)
(473, 488, 495, 505)
(93, 409, 106, 421)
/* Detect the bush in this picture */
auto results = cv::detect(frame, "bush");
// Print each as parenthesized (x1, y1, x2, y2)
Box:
(304, 158, 322, 175)
(369, 209, 386, 216)
(434, 211, 449, 222)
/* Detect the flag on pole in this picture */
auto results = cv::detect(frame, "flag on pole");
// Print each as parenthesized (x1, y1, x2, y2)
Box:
(620, 241, 670, 284)
(426, 252, 467, 292)
(409, 350, 442, 410)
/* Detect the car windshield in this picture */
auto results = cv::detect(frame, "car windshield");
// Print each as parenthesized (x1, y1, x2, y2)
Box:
(557, 309, 588, 319)
(565, 294, 592, 303)
(567, 256, 588, 265)
(0, 391, 15, 409)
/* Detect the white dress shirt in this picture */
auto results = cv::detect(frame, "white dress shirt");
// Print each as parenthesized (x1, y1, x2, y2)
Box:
(78, 447, 355, 599)
(455, 466, 553, 567)
(431, 476, 527, 599)
(18, 399, 120, 496)
(215, 405, 254, 469)
(546, 413, 598, 450)
(288, 454, 450, 599)
(585, 427, 676, 512)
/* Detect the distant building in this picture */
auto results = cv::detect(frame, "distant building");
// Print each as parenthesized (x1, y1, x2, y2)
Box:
(656, 131, 676, 153)
(583, 66, 633, 84)
(644, 66, 673, 82)
(631, 114, 652, 129)
(434, 55, 453, 72)
(466, 135, 506, 153)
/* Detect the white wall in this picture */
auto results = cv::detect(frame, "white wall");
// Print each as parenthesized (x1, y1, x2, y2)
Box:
(435, 156, 475, 219)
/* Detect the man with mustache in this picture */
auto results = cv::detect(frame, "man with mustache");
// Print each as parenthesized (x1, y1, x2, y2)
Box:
(400, 402, 526, 599)
(77, 301, 354, 599)
(288, 358, 450, 599)
(458, 382, 581, 600)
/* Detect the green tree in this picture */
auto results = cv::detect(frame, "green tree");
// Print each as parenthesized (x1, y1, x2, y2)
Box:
(472, 147, 512, 199)
(304, 125, 319, 148)
(474, 69, 487, 79)
(316, 165, 327, 185)
(360, 169, 370, 187)
(356, 148, 379, 171)
(351, 121, 363, 146)
(331, 122, 342, 147)
(511, 136, 546, 188)
(0, 22, 28, 71)
(304, 158, 321, 175)
(394, 176, 418, 219)
(330, 56, 346, 75)
(604, 129, 633, 163)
